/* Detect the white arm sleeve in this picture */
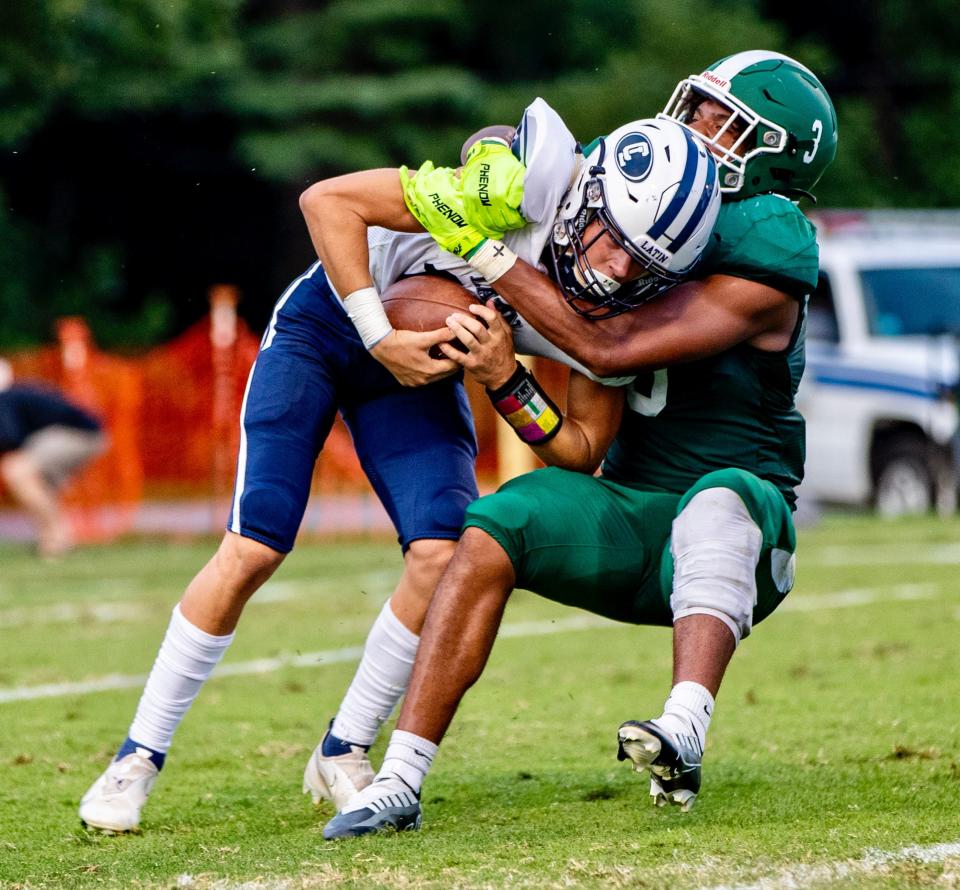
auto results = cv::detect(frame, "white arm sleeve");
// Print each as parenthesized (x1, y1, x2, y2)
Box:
(515, 98, 579, 225)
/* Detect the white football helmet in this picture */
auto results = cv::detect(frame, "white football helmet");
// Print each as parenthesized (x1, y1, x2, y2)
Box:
(550, 118, 720, 318)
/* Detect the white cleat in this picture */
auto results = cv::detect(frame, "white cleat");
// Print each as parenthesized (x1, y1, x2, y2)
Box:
(617, 720, 702, 812)
(79, 748, 159, 832)
(303, 734, 375, 812)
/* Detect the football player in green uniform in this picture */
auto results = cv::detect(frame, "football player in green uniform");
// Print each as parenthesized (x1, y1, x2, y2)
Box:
(324, 50, 838, 838)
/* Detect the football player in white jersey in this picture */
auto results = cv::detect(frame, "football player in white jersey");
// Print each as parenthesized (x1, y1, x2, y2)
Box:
(78, 103, 719, 834)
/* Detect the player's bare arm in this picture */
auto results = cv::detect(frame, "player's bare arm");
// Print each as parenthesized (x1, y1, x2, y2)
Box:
(299, 169, 459, 387)
(300, 169, 421, 292)
(531, 370, 623, 473)
(442, 302, 623, 474)
(485, 263, 799, 377)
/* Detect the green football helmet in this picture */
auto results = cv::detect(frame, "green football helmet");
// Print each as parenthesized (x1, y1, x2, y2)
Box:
(659, 50, 838, 200)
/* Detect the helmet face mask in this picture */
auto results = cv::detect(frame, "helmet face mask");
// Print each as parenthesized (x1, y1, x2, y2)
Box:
(550, 119, 721, 320)
(551, 182, 680, 319)
(659, 51, 838, 200)
(661, 78, 789, 194)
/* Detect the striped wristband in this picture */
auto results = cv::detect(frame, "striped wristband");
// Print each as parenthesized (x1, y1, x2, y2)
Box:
(487, 362, 562, 444)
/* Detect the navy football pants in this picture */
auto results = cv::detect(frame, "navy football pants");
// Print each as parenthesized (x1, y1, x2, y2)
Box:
(227, 263, 478, 553)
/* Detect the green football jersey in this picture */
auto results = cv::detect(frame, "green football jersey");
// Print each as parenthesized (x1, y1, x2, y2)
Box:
(698, 194, 819, 297)
(601, 195, 816, 508)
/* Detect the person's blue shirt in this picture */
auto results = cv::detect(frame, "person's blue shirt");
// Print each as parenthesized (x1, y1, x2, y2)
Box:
(0, 385, 102, 453)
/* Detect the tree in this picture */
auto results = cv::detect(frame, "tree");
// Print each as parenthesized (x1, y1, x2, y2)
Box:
(761, 0, 960, 206)
(5, 0, 944, 347)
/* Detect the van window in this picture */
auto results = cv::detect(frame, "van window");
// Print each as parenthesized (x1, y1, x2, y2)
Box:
(860, 267, 960, 336)
(807, 272, 840, 342)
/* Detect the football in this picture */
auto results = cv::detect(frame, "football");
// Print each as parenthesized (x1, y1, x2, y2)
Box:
(381, 275, 477, 334)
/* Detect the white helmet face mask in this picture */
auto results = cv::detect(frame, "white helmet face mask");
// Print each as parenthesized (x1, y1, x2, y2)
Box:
(550, 118, 720, 319)
(659, 75, 786, 194)
(658, 51, 838, 199)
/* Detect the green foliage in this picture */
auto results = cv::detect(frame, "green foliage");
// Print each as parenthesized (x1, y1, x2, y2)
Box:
(761, 0, 960, 206)
(1, 0, 959, 346)
(0, 192, 44, 347)
(0, 0, 243, 141)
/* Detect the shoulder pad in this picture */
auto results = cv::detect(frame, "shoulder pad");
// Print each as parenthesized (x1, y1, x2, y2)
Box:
(702, 195, 819, 296)
(517, 98, 578, 224)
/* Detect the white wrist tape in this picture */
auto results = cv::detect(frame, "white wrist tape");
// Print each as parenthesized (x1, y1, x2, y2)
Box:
(343, 286, 393, 349)
(466, 239, 518, 284)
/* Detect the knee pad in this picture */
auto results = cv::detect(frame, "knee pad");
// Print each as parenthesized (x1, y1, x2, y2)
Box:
(670, 487, 763, 645)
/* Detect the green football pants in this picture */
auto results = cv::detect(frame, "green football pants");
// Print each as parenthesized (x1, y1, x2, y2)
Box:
(463, 466, 796, 627)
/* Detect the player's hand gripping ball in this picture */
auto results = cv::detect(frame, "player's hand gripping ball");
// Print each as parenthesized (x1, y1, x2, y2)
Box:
(399, 162, 492, 258)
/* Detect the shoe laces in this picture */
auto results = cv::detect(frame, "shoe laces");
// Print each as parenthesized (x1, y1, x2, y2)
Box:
(104, 753, 154, 791)
(343, 774, 417, 813)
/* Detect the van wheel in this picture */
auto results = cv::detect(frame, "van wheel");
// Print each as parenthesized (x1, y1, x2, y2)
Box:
(874, 440, 933, 517)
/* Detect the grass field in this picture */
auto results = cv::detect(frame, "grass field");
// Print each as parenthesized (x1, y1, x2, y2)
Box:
(2, 515, 959, 889)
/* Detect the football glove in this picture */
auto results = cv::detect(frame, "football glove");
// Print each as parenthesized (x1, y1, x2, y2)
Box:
(461, 139, 527, 236)
(399, 161, 489, 258)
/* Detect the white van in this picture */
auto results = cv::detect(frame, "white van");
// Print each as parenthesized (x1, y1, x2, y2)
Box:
(798, 211, 960, 516)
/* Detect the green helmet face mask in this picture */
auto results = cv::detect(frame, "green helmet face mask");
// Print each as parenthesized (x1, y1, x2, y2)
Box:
(659, 50, 838, 200)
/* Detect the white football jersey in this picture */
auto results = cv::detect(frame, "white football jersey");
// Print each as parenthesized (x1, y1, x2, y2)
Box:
(332, 99, 630, 384)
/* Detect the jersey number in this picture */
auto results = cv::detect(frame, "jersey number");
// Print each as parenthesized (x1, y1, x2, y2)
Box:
(802, 120, 823, 164)
(627, 369, 668, 416)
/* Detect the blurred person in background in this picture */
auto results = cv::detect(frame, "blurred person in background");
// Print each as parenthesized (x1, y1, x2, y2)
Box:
(0, 359, 107, 557)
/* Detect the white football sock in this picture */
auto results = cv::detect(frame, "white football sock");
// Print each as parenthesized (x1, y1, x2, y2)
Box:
(127, 603, 235, 753)
(331, 599, 419, 747)
(376, 729, 437, 795)
(654, 681, 714, 754)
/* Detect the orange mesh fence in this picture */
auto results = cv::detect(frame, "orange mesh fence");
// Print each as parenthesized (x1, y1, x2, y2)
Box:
(1, 291, 569, 542)
(138, 288, 262, 496)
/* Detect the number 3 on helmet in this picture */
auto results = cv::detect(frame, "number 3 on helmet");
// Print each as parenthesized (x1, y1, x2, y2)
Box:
(660, 50, 838, 200)
(550, 118, 721, 319)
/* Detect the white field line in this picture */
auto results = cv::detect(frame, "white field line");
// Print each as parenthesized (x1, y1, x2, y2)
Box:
(168, 839, 960, 890)
(0, 614, 613, 704)
(777, 581, 940, 611)
(706, 840, 960, 890)
(0, 570, 400, 630)
(0, 601, 147, 629)
(0, 582, 948, 705)
(804, 541, 960, 566)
